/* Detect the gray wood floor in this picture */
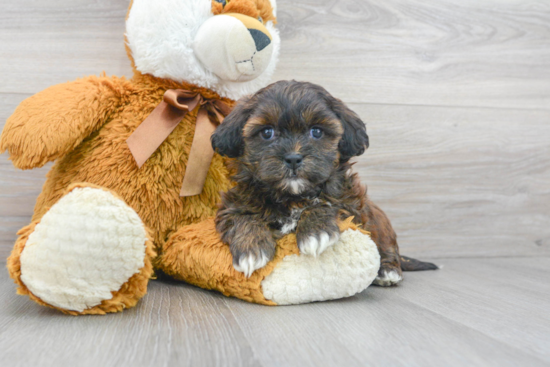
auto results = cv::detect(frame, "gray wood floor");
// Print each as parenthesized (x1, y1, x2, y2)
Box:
(1, 0, 549, 366)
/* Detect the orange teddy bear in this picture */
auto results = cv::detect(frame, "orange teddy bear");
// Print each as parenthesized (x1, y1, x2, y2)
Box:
(0, 0, 380, 315)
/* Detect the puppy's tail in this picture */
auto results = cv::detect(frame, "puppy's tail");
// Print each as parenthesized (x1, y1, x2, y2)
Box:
(400, 255, 439, 271)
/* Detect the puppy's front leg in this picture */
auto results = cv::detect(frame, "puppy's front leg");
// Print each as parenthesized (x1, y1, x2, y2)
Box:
(296, 205, 340, 257)
(216, 212, 276, 277)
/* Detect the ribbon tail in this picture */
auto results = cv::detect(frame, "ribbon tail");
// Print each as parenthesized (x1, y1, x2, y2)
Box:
(180, 108, 218, 197)
(211, 108, 225, 126)
(127, 102, 188, 168)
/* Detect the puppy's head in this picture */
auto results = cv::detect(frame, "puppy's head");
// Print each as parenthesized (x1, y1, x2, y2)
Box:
(211, 80, 369, 195)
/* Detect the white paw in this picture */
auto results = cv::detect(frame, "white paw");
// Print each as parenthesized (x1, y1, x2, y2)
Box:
(20, 187, 147, 312)
(233, 252, 269, 278)
(299, 231, 340, 257)
(373, 269, 403, 287)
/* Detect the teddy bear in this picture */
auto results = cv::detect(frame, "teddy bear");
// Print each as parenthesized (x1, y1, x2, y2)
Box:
(0, 0, 380, 315)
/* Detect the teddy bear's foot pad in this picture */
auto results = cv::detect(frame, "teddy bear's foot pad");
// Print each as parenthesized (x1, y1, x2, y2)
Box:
(261, 229, 381, 305)
(19, 187, 148, 312)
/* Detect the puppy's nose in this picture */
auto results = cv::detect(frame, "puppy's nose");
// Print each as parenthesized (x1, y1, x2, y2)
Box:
(248, 29, 271, 51)
(284, 154, 303, 170)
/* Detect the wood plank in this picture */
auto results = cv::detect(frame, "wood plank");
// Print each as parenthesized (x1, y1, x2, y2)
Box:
(0, 0, 132, 94)
(349, 103, 550, 258)
(397, 257, 550, 360)
(275, 0, 550, 109)
(0, 275, 261, 367)
(1, 258, 549, 367)
(1, 0, 549, 110)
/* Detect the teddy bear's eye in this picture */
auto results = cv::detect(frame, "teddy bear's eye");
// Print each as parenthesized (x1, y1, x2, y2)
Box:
(260, 127, 274, 140)
(258, 16, 263, 23)
(215, 0, 226, 6)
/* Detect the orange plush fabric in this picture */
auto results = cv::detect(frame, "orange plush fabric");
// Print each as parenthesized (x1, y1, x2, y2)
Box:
(160, 217, 364, 305)
(220, 0, 277, 24)
(7, 73, 234, 249)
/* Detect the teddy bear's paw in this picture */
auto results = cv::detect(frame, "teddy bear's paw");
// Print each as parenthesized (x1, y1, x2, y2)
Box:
(261, 229, 381, 305)
(19, 187, 148, 312)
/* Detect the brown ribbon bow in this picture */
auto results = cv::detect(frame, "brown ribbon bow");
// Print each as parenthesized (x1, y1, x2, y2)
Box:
(126, 89, 232, 197)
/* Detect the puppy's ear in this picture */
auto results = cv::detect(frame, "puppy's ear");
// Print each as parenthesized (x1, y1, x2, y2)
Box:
(328, 95, 369, 161)
(211, 99, 251, 158)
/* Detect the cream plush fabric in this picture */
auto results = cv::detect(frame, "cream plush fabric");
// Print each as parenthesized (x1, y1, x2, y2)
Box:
(20, 188, 148, 312)
(262, 229, 381, 305)
(193, 14, 275, 82)
(126, 0, 280, 100)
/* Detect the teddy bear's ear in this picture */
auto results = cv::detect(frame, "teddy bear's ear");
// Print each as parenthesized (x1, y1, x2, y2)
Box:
(211, 99, 252, 158)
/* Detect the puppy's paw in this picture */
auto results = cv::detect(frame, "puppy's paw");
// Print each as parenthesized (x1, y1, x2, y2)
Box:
(373, 266, 403, 287)
(296, 213, 340, 257)
(230, 235, 276, 278)
(233, 251, 270, 278)
(297, 230, 340, 257)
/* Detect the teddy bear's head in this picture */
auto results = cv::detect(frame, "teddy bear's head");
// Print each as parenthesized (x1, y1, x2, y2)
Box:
(125, 0, 279, 100)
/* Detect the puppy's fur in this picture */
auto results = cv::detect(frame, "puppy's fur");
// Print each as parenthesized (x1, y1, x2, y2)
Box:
(212, 80, 437, 284)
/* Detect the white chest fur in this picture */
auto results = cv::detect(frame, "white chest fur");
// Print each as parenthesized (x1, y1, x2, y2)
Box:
(278, 207, 304, 235)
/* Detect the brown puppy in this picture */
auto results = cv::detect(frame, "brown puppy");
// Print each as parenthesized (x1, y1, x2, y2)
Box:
(211, 80, 437, 285)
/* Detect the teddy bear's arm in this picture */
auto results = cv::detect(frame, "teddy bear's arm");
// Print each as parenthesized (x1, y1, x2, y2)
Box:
(0, 76, 128, 169)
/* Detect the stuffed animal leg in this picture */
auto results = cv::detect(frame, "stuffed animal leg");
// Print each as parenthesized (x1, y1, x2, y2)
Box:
(159, 217, 380, 305)
(6, 183, 155, 315)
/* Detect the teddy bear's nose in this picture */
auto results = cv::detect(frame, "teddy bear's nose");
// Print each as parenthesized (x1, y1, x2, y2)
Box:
(248, 29, 271, 52)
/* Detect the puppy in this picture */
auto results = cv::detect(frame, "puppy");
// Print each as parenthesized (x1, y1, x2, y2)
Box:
(211, 80, 437, 285)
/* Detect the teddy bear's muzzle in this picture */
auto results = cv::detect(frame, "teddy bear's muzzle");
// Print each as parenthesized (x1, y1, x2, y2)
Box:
(193, 13, 274, 82)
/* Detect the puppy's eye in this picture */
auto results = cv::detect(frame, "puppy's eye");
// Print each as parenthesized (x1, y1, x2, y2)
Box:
(310, 127, 323, 139)
(260, 127, 275, 140)
(215, 0, 226, 6)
